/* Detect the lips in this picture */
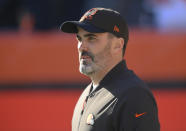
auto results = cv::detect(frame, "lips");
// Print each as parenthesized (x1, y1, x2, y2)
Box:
(80, 51, 94, 61)
(81, 55, 92, 59)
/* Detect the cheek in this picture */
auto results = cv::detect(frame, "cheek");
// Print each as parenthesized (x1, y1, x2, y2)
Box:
(90, 45, 104, 56)
(98, 44, 112, 60)
(94, 49, 111, 62)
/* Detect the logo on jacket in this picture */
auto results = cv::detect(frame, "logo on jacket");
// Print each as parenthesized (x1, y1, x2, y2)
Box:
(135, 112, 147, 118)
(86, 113, 95, 125)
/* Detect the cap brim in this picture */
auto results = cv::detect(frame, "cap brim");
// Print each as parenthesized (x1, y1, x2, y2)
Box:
(60, 21, 105, 33)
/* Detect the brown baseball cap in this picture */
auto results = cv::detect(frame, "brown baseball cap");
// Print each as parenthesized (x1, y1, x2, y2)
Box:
(60, 8, 129, 41)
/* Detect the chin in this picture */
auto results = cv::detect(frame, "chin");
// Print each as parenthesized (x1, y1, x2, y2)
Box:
(79, 64, 95, 76)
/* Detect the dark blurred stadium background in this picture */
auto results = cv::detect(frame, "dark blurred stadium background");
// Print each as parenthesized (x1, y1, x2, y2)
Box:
(0, 0, 186, 131)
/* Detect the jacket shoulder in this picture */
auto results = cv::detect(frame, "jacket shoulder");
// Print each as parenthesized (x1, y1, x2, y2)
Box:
(111, 70, 154, 99)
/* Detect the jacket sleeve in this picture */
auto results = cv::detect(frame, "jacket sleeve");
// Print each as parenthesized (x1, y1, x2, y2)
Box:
(112, 86, 160, 131)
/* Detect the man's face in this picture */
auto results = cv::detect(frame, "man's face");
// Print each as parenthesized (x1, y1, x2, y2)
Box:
(76, 27, 113, 76)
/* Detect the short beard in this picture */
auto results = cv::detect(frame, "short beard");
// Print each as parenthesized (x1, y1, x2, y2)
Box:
(79, 60, 96, 76)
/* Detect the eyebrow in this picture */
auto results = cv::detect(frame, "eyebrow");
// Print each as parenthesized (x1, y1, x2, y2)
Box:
(84, 33, 97, 37)
(76, 33, 97, 39)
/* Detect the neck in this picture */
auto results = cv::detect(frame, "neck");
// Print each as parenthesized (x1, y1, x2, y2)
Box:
(90, 67, 109, 86)
(90, 58, 122, 86)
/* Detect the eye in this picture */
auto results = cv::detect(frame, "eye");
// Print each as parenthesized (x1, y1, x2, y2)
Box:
(87, 36, 96, 41)
(76, 35, 82, 42)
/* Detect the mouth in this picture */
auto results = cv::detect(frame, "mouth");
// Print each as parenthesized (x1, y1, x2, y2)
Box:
(81, 55, 92, 60)
(80, 51, 94, 61)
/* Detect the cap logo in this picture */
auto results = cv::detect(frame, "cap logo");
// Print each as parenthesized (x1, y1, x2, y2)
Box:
(113, 25, 120, 32)
(80, 8, 98, 22)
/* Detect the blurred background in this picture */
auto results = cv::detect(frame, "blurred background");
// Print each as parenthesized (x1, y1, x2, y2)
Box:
(0, 0, 186, 131)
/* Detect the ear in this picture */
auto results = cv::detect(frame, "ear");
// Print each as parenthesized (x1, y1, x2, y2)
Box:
(112, 38, 124, 54)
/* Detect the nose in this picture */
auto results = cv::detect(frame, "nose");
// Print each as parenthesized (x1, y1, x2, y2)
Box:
(78, 41, 88, 52)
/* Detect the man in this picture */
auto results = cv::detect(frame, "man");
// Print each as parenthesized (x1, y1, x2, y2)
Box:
(60, 8, 160, 131)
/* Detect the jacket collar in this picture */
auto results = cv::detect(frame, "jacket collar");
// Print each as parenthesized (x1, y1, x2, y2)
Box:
(99, 59, 128, 86)
(88, 59, 128, 95)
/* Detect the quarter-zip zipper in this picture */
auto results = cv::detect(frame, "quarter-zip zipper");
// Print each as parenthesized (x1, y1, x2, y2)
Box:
(77, 84, 98, 130)
(77, 95, 89, 131)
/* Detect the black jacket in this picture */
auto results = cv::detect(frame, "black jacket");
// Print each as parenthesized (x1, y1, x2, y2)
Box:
(72, 60, 160, 131)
